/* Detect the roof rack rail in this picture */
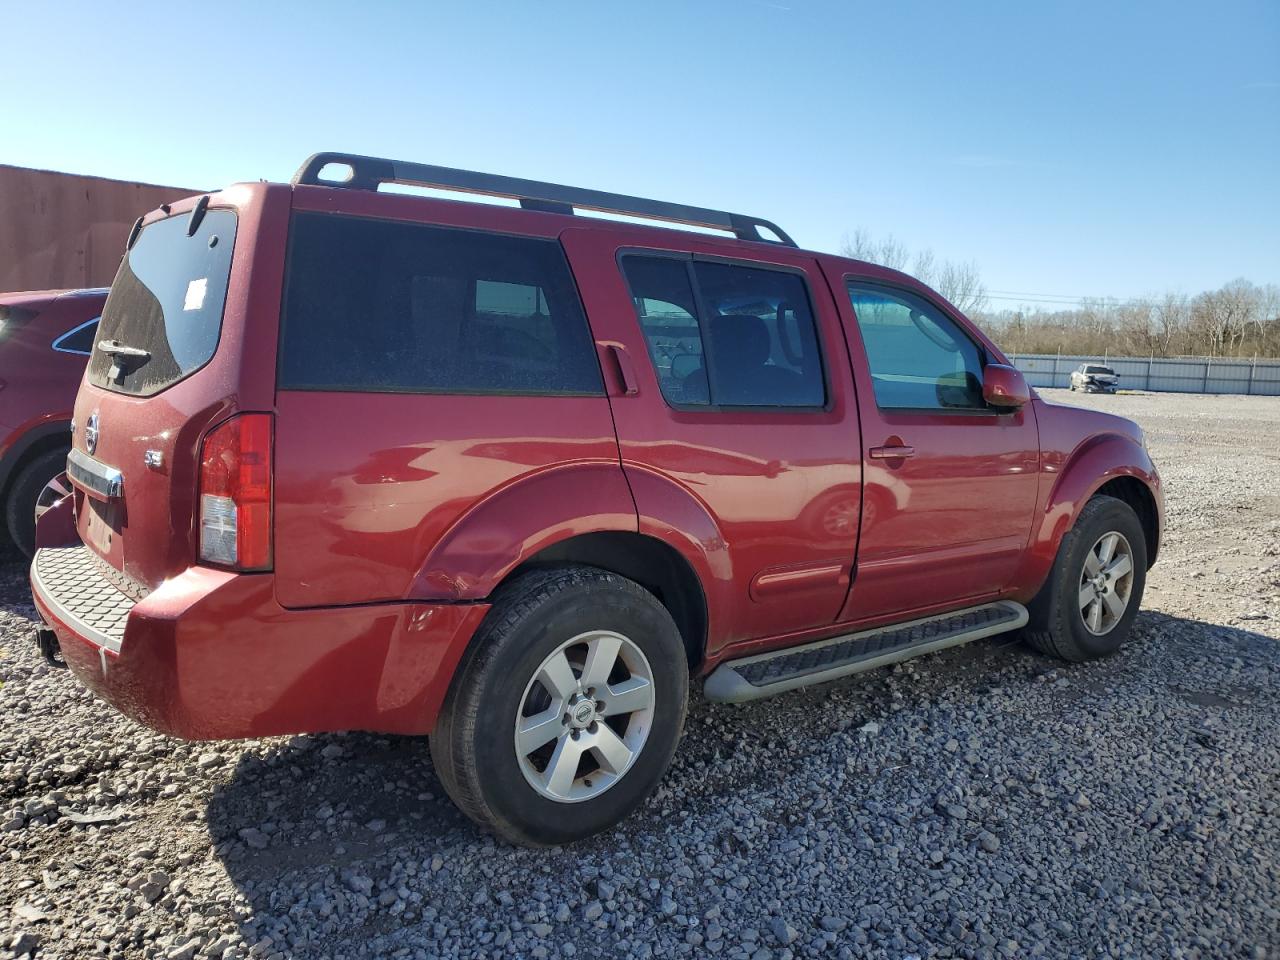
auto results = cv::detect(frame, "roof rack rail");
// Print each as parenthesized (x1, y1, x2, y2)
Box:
(291, 151, 797, 247)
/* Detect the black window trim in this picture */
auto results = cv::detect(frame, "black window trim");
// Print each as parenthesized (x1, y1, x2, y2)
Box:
(50, 315, 101, 356)
(275, 210, 606, 398)
(617, 247, 833, 414)
(844, 277, 1006, 417)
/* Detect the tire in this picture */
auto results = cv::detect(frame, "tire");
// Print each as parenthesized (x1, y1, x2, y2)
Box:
(1023, 494, 1147, 662)
(5, 449, 68, 558)
(431, 565, 689, 846)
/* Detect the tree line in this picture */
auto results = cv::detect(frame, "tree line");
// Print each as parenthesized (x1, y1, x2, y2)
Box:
(841, 231, 1280, 359)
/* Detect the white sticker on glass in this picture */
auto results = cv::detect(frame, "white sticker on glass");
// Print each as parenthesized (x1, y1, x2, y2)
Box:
(183, 277, 208, 311)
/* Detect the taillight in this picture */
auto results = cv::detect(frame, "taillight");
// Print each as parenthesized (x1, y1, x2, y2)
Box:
(199, 413, 272, 570)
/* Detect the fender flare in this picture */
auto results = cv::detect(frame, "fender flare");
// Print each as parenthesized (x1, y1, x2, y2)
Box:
(409, 462, 639, 600)
(621, 465, 736, 653)
(1016, 433, 1161, 600)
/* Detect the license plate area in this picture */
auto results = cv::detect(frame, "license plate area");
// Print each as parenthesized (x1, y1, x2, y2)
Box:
(86, 498, 121, 555)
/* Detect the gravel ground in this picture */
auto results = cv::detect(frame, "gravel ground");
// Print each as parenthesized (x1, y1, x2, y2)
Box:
(1, 388, 1277, 960)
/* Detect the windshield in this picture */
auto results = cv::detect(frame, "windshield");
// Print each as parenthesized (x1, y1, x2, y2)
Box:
(88, 208, 237, 396)
(1085, 365, 1115, 375)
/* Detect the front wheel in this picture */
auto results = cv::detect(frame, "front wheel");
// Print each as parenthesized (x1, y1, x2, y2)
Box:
(1023, 495, 1147, 661)
(431, 566, 688, 846)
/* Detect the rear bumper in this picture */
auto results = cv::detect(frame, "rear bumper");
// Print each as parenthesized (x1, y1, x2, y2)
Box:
(30, 544, 489, 740)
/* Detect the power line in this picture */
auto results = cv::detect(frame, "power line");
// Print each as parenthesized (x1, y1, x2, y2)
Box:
(983, 291, 1164, 308)
(987, 288, 1126, 300)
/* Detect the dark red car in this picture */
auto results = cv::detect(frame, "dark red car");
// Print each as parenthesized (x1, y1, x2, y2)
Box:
(31, 153, 1162, 845)
(0, 288, 106, 556)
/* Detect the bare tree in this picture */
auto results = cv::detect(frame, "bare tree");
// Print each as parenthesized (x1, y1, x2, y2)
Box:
(933, 260, 987, 315)
(840, 229, 910, 271)
(980, 279, 1280, 358)
(840, 230, 987, 313)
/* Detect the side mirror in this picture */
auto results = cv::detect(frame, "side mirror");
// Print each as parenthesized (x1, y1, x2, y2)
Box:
(982, 363, 1030, 409)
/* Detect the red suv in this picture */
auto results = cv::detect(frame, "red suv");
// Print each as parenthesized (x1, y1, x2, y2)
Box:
(30, 153, 1162, 845)
(0, 288, 106, 556)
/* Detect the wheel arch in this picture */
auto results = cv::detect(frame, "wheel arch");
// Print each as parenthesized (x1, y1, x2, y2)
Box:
(1014, 432, 1163, 601)
(0, 419, 71, 506)
(409, 462, 638, 601)
(507, 531, 709, 670)
(1092, 475, 1160, 566)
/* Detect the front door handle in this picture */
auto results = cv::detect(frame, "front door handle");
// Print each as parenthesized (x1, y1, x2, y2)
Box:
(869, 444, 916, 460)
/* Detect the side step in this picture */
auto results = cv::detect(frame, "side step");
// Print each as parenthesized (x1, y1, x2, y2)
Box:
(704, 601, 1028, 703)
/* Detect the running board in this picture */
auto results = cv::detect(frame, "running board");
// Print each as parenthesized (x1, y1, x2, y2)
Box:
(703, 601, 1028, 703)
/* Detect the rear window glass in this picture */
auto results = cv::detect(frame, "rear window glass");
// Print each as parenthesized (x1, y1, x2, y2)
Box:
(278, 213, 602, 396)
(88, 209, 237, 396)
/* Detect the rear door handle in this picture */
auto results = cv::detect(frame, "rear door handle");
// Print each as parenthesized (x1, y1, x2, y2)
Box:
(869, 444, 916, 459)
(602, 342, 639, 396)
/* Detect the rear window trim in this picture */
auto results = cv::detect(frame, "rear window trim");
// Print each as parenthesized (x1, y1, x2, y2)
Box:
(616, 247, 833, 414)
(276, 384, 605, 399)
(275, 210, 606, 398)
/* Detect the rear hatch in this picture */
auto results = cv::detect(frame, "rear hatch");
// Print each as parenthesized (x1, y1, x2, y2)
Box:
(67, 185, 286, 592)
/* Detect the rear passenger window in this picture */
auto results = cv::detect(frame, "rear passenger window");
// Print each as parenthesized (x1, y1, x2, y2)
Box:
(621, 256, 826, 408)
(279, 214, 602, 395)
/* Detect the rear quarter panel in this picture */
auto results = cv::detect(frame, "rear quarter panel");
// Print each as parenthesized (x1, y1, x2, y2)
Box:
(272, 392, 632, 607)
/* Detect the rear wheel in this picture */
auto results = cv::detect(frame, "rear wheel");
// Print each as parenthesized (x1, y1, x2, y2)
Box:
(431, 566, 688, 846)
(5, 449, 68, 558)
(1024, 494, 1147, 661)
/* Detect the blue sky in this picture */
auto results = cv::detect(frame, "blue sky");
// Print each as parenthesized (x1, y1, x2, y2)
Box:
(3, 0, 1277, 310)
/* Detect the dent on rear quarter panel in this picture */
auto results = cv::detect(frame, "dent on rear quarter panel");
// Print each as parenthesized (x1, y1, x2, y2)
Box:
(410, 461, 638, 599)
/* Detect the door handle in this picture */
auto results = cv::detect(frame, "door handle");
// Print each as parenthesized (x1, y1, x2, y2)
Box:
(602, 343, 639, 396)
(869, 444, 915, 459)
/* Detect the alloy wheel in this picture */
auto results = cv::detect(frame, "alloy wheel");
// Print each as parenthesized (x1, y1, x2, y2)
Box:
(34, 472, 73, 523)
(514, 630, 655, 802)
(1078, 531, 1135, 635)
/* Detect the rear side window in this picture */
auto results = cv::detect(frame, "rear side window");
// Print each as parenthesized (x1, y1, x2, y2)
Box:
(279, 214, 602, 396)
(89, 210, 237, 396)
(53, 318, 100, 355)
(621, 255, 825, 409)
(847, 283, 986, 411)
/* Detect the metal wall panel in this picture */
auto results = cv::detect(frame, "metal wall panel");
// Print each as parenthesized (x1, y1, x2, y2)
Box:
(1006, 353, 1280, 396)
(0, 164, 201, 293)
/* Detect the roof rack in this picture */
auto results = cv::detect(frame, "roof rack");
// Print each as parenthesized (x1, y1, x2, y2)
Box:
(291, 151, 797, 247)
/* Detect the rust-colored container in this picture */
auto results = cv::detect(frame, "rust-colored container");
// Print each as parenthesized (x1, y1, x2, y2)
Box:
(0, 164, 200, 292)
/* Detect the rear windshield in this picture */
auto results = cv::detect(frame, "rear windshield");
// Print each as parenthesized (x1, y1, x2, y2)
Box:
(277, 213, 602, 396)
(88, 209, 237, 396)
